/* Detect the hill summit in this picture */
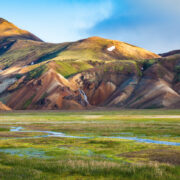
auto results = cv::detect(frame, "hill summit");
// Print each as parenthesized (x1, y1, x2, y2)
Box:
(68, 36, 160, 60)
(0, 18, 42, 41)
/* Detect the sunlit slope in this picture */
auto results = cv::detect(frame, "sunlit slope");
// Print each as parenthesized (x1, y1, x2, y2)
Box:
(0, 101, 11, 110)
(49, 37, 160, 61)
(0, 19, 160, 70)
(0, 18, 42, 41)
(0, 36, 160, 70)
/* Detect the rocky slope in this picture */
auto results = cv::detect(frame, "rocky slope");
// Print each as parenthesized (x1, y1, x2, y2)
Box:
(0, 101, 11, 110)
(6, 68, 88, 110)
(0, 18, 179, 110)
(69, 56, 180, 109)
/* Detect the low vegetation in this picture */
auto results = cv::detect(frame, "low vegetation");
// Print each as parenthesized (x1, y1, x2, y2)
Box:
(54, 61, 93, 78)
(0, 110, 179, 179)
(26, 64, 48, 80)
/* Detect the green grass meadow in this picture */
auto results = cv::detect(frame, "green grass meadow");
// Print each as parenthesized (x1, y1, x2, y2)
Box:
(0, 109, 180, 180)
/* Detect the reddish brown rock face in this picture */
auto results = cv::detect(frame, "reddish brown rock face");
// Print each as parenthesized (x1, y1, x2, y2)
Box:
(6, 69, 88, 110)
(2, 56, 180, 110)
(90, 81, 116, 105)
(69, 61, 140, 107)
(69, 56, 180, 109)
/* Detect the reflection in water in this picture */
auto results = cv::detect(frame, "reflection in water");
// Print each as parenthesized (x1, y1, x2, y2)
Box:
(0, 148, 49, 158)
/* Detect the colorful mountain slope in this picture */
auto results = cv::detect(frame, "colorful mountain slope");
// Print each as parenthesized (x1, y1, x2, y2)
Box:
(0, 18, 179, 110)
(0, 101, 11, 110)
(6, 68, 88, 110)
(69, 56, 180, 109)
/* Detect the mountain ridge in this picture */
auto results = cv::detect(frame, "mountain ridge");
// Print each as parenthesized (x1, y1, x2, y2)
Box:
(0, 18, 179, 110)
(0, 17, 42, 42)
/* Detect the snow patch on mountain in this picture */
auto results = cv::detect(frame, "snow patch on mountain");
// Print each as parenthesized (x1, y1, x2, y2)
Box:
(107, 46, 115, 51)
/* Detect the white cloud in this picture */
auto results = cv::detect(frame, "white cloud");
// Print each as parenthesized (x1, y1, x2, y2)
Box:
(88, 0, 180, 53)
(3, 0, 113, 43)
(130, 0, 180, 52)
(37, 1, 113, 42)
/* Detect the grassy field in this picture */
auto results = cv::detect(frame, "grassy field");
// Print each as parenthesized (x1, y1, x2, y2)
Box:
(0, 109, 180, 180)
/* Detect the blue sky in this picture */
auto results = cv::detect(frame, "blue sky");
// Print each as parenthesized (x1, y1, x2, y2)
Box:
(1, 0, 180, 53)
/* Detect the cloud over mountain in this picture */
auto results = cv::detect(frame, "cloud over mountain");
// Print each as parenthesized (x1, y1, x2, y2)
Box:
(88, 0, 180, 53)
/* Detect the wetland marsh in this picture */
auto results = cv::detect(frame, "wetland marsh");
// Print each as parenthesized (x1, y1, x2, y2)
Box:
(0, 109, 180, 180)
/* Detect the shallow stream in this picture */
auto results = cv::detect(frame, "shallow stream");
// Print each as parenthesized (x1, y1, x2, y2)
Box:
(10, 127, 180, 146)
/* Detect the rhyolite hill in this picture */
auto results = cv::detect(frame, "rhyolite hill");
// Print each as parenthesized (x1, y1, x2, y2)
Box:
(0, 18, 180, 110)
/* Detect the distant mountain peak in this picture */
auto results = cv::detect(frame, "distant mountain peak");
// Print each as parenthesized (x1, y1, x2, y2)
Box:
(0, 17, 42, 42)
(160, 50, 180, 57)
(87, 36, 103, 40)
